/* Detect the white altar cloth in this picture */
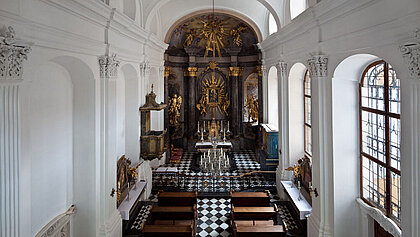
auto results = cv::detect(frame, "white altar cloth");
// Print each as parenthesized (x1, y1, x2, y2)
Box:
(118, 181, 146, 220)
(281, 181, 312, 220)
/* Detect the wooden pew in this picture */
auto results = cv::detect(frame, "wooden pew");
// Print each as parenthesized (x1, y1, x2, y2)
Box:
(233, 220, 274, 226)
(157, 191, 198, 206)
(231, 206, 277, 222)
(149, 204, 197, 222)
(142, 225, 195, 237)
(232, 225, 286, 237)
(230, 190, 270, 207)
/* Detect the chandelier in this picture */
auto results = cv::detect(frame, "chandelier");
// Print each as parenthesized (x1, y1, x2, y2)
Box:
(200, 146, 230, 175)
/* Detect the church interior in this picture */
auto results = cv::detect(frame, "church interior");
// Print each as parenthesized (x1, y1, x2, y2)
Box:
(0, 0, 419, 236)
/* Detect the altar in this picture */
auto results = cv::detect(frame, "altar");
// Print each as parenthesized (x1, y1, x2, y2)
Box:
(195, 141, 232, 152)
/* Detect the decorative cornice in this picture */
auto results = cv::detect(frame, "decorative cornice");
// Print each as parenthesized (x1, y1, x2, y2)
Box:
(357, 198, 401, 237)
(400, 41, 420, 79)
(229, 67, 243, 77)
(164, 66, 171, 77)
(98, 54, 120, 78)
(140, 61, 151, 76)
(0, 26, 32, 82)
(308, 55, 328, 78)
(184, 67, 198, 77)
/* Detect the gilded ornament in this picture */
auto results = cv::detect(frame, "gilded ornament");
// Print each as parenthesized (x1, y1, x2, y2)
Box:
(168, 94, 182, 126)
(164, 66, 171, 77)
(184, 67, 198, 77)
(244, 95, 258, 122)
(229, 67, 243, 77)
(196, 73, 230, 115)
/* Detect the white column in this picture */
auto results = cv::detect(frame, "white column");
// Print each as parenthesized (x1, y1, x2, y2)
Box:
(139, 61, 151, 105)
(276, 61, 290, 199)
(307, 55, 334, 237)
(262, 65, 269, 124)
(98, 54, 122, 237)
(0, 26, 31, 237)
(400, 41, 420, 237)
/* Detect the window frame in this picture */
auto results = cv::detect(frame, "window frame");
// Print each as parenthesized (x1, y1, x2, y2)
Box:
(304, 70, 312, 158)
(359, 60, 401, 224)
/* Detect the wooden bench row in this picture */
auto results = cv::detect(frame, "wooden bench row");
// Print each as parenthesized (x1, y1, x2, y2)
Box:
(141, 191, 198, 237)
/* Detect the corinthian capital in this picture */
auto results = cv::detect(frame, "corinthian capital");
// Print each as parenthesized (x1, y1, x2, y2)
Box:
(308, 55, 328, 78)
(0, 26, 32, 82)
(139, 61, 151, 76)
(277, 62, 288, 76)
(99, 54, 120, 78)
(400, 41, 420, 79)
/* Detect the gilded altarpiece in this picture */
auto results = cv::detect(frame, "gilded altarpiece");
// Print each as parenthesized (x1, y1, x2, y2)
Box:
(164, 13, 263, 151)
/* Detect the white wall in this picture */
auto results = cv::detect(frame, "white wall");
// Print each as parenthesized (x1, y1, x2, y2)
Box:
(21, 61, 73, 235)
(288, 63, 306, 167)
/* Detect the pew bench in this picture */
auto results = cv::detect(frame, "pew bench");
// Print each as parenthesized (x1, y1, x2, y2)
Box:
(142, 224, 195, 237)
(157, 191, 198, 206)
(230, 190, 271, 207)
(231, 206, 277, 222)
(232, 225, 286, 237)
(149, 205, 197, 222)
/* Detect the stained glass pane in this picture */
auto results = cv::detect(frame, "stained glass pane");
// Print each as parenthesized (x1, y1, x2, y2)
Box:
(391, 171, 401, 222)
(361, 63, 385, 111)
(361, 110, 386, 163)
(362, 157, 387, 211)
(389, 65, 400, 114)
(305, 125, 312, 156)
(389, 117, 401, 170)
(305, 97, 311, 125)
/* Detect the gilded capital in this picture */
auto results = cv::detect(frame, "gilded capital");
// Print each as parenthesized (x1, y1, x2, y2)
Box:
(229, 67, 243, 77)
(256, 65, 263, 77)
(400, 41, 420, 79)
(184, 67, 198, 77)
(308, 55, 328, 78)
(164, 66, 171, 77)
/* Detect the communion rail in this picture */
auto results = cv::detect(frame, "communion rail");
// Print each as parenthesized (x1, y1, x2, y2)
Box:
(152, 170, 276, 193)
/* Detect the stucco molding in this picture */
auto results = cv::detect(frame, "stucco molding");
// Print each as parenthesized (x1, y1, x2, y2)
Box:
(357, 198, 401, 237)
(35, 205, 76, 237)
(276, 61, 288, 77)
(99, 54, 120, 78)
(400, 41, 420, 79)
(308, 55, 328, 78)
(0, 26, 31, 82)
(140, 61, 151, 76)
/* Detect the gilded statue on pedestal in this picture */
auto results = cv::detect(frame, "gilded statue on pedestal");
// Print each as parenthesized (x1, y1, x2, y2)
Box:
(244, 95, 258, 122)
(168, 94, 182, 126)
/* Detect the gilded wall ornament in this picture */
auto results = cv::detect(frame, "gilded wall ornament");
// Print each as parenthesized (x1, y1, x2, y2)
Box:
(168, 94, 182, 126)
(196, 73, 230, 115)
(244, 95, 258, 122)
(184, 67, 198, 77)
(229, 67, 243, 77)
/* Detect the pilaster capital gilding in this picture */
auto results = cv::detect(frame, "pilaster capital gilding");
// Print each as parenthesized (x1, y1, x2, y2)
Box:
(98, 54, 120, 78)
(400, 41, 420, 79)
(164, 66, 171, 77)
(308, 55, 328, 78)
(184, 67, 198, 77)
(0, 26, 32, 82)
(256, 65, 267, 77)
(229, 67, 243, 77)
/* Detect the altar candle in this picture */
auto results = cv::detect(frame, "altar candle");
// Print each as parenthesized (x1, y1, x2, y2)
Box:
(227, 121, 230, 131)
(197, 121, 200, 133)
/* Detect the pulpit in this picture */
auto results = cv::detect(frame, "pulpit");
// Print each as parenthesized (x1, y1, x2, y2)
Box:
(140, 86, 167, 160)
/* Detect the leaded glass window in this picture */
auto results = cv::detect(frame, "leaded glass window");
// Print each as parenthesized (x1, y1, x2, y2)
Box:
(360, 61, 401, 224)
(304, 70, 312, 157)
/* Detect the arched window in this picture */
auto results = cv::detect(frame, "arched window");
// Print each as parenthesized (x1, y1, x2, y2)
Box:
(304, 70, 312, 157)
(360, 61, 401, 224)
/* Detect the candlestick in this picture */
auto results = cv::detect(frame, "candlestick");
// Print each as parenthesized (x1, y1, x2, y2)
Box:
(197, 121, 200, 133)
(227, 121, 230, 132)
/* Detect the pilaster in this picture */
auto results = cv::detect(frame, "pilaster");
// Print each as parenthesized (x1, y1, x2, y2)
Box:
(139, 61, 151, 104)
(399, 40, 420, 237)
(275, 62, 289, 171)
(184, 67, 198, 138)
(0, 26, 31, 237)
(97, 54, 121, 237)
(229, 67, 243, 136)
(307, 55, 334, 237)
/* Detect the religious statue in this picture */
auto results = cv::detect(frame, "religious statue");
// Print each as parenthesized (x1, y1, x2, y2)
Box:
(244, 95, 258, 122)
(230, 26, 246, 46)
(168, 94, 182, 126)
(184, 28, 195, 46)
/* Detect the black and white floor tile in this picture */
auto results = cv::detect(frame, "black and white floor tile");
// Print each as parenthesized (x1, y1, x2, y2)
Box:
(196, 198, 231, 237)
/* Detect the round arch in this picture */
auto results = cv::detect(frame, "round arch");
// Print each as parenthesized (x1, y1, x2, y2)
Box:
(163, 8, 264, 44)
(267, 66, 278, 127)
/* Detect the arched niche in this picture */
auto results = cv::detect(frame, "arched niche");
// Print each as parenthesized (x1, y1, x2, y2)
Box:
(332, 54, 380, 237)
(267, 66, 279, 128)
(243, 73, 259, 122)
(288, 62, 307, 166)
(121, 64, 140, 163)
